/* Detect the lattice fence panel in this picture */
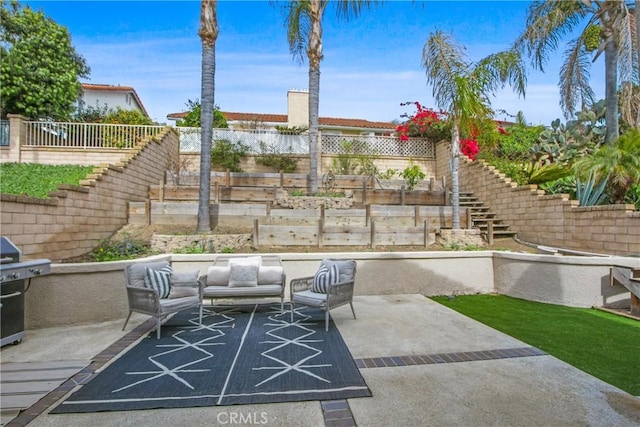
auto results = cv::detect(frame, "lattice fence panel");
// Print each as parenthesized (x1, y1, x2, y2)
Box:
(321, 134, 435, 158)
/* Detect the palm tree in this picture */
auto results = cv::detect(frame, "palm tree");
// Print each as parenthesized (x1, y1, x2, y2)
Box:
(196, 0, 218, 233)
(515, 1, 638, 143)
(422, 31, 527, 229)
(283, 0, 377, 194)
(574, 128, 640, 203)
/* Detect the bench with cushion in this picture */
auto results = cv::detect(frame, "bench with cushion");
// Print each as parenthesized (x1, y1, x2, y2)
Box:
(200, 255, 286, 311)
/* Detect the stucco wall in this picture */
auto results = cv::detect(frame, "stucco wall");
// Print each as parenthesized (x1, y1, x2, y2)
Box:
(22, 251, 639, 329)
(1, 128, 178, 261)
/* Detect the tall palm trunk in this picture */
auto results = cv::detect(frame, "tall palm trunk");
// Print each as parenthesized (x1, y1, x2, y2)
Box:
(307, 0, 323, 195)
(197, 0, 218, 232)
(450, 121, 461, 229)
(603, 33, 619, 143)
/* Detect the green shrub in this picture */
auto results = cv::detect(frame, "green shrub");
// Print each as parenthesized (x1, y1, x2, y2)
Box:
(210, 139, 248, 172)
(400, 163, 425, 190)
(89, 233, 151, 262)
(254, 142, 298, 172)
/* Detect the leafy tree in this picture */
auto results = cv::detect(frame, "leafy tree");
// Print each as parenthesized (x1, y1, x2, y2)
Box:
(283, 0, 378, 194)
(0, 1, 90, 119)
(102, 107, 153, 125)
(196, 0, 218, 233)
(176, 98, 227, 128)
(422, 30, 526, 229)
(515, 1, 638, 142)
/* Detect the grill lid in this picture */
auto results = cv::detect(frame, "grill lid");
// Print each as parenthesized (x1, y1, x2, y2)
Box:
(0, 237, 22, 264)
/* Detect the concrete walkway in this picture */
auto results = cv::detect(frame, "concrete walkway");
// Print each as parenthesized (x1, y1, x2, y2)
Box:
(2, 294, 639, 426)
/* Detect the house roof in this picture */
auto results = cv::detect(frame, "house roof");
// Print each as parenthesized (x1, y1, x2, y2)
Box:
(81, 83, 150, 119)
(166, 111, 396, 131)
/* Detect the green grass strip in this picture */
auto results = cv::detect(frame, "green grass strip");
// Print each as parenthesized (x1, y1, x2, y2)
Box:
(431, 294, 640, 395)
(0, 163, 94, 198)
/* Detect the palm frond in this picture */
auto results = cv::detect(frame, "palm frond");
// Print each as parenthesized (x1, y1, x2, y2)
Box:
(334, 0, 379, 20)
(514, 0, 587, 71)
(285, 1, 311, 64)
(474, 50, 527, 98)
(559, 37, 595, 117)
(422, 31, 467, 113)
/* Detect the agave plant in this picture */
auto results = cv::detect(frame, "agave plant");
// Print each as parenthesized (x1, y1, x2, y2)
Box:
(576, 172, 608, 206)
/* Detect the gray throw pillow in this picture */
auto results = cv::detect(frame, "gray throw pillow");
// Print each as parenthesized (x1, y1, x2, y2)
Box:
(322, 259, 356, 282)
(168, 270, 200, 299)
(228, 264, 259, 287)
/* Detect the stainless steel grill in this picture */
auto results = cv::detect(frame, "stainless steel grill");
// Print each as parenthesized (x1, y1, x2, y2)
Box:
(0, 237, 51, 347)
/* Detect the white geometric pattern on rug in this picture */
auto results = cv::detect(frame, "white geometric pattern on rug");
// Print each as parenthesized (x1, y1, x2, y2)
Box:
(113, 310, 233, 393)
(253, 309, 331, 387)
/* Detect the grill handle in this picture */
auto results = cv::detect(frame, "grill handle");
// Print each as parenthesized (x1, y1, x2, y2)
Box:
(0, 291, 21, 300)
(0, 257, 14, 264)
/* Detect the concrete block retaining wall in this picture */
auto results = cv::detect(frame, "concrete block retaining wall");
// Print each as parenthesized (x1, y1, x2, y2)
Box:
(457, 154, 640, 256)
(1, 129, 178, 261)
(22, 251, 639, 329)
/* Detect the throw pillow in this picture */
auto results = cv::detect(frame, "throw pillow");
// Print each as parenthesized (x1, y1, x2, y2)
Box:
(144, 265, 173, 299)
(168, 270, 200, 299)
(207, 266, 230, 286)
(322, 259, 356, 283)
(312, 263, 340, 293)
(228, 263, 259, 288)
(257, 266, 284, 285)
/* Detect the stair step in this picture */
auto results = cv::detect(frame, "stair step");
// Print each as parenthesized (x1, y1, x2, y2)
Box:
(481, 230, 517, 237)
(472, 218, 501, 223)
(471, 212, 496, 217)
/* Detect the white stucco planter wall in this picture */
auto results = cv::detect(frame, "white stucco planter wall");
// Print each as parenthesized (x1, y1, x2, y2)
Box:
(493, 252, 640, 308)
(22, 251, 639, 329)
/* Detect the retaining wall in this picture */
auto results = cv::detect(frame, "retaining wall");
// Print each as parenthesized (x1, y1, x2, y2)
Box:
(22, 251, 639, 329)
(458, 156, 640, 256)
(0, 129, 178, 261)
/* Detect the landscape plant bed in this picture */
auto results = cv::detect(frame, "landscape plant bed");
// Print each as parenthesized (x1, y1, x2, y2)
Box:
(432, 294, 640, 396)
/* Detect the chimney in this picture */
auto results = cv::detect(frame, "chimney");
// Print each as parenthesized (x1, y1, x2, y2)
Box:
(287, 89, 309, 127)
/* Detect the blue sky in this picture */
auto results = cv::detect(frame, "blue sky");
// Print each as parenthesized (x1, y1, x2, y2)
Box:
(26, 0, 603, 125)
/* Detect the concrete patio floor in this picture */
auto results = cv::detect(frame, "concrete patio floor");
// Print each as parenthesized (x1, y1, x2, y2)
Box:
(2, 294, 639, 427)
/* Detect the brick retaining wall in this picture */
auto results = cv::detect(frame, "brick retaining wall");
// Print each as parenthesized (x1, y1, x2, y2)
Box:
(1, 128, 178, 261)
(458, 156, 640, 256)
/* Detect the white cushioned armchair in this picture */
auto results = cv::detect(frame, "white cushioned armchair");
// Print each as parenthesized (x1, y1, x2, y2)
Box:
(123, 260, 203, 339)
(290, 259, 357, 331)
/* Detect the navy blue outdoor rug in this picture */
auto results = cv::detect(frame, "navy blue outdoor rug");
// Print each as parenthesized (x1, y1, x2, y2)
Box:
(52, 304, 371, 413)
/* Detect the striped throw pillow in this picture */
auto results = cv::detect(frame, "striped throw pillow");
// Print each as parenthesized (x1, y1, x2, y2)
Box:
(144, 265, 173, 299)
(312, 263, 340, 293)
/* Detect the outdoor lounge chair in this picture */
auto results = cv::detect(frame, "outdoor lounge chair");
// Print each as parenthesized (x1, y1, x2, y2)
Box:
(290, 259, 357, 331)
(123, 260, 203, 339)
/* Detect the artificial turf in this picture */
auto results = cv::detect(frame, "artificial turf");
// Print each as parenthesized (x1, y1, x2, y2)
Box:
(431, 294, 640, 396)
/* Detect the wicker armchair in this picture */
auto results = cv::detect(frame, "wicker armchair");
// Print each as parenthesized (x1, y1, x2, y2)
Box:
(123, 260, 203, 339)
(290, 259, 357, 331)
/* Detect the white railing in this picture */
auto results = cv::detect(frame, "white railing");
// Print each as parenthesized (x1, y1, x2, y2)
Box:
(17, 121, 435, 157)
(23, 121, 165, 149)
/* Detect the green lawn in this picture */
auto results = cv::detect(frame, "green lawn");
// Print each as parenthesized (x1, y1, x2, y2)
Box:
(431, 294, 640, 396)
(0, 163, 94, 198)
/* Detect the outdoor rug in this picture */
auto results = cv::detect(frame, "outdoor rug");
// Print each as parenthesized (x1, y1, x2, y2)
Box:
(51, 304, 371, 413)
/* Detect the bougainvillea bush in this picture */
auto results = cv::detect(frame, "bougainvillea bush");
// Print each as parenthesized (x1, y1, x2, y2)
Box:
(396, 102, 450, 141)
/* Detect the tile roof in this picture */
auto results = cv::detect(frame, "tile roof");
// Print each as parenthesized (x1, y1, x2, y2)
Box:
(166, 111, 396, 131)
